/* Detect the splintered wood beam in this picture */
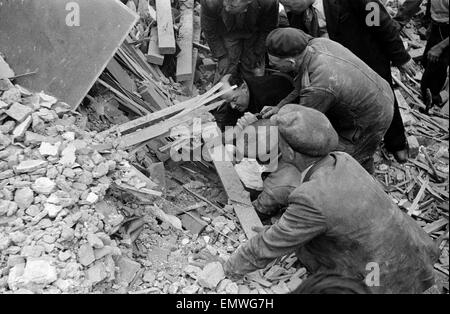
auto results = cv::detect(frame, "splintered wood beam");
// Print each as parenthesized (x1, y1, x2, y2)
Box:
(147, 27, 164, 65)
(183, 14, 201, 93)
(208, 146, 263, 239)
(155, 0, 176, 54)
(102, 82, 224, 135)
(118, 100, 226, 148)
(176, 0, 194, 82)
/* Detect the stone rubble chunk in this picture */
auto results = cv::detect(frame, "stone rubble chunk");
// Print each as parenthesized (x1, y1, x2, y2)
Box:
(197, 262, 225, 290)
(86, 192, 99, 204)
(0, 120, 16, 134)
(78, 244, 95, 267)
(87, 233, 104, 249)
(86, 262, 107, 285)
(5, 102, 33, 122)
(1, 88, 21, 105)
(8, 263, 26, 291)
(116, 257, 141, 286)
(15, 160, 47, 174)
(32, 177, 56, 194)
(12, 115, 32, 139)
(0, 133, 12, 148)
(39, 142, 59, 157)
(21, 259, 58, 288)
(14, 187, 34, 209)
(59, 144, 76, 167)
(44, 203, 63, 218)
(92, 162, 109, 178)
(181, 285, 200, 294)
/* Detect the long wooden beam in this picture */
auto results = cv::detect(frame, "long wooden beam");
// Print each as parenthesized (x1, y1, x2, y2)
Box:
(118, 100, 226, 148)
(101, 82, 224, 136)
(155, 0, 176, 54)
(147, 27, 164, 65)
(208, 146, 263, 239)
(176, 0, 194, 82)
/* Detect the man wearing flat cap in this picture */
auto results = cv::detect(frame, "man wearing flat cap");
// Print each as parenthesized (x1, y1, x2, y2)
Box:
(194, 105, 438, 294)
(280, 0, 415, 164)
(201, 0, 279, 85)
(261, 27, 396, 173)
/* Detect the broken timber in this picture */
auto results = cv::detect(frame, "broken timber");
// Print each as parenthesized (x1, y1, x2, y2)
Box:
(208, 147, 263, 239)
(183, 14, 201, 93)
(155, 0, 176, 54)
(176, 0, 194, 82)
(147, 27, 164, 66)
(118, 99, 226, 148)
(102, 82, 224, 136)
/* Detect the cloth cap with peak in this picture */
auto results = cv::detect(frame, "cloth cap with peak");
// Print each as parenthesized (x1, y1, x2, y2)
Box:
(266, 27, 312, 58)
(271, 104, 339, 156)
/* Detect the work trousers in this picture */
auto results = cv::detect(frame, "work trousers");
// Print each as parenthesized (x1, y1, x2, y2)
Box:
(214, 35, 265, 85)
(421, 21, 449, 109)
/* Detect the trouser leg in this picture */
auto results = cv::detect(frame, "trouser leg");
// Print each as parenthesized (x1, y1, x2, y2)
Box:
(421, 23, 449, 110)
(240, 36, 266, 80)
(213, 37, 244, 85)
(383, 84, 408, 153)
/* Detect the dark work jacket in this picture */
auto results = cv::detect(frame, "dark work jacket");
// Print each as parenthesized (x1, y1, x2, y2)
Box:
(280, 38, 394, 164)
(291, 0, 411, 80)
(200, 0, 279, 59)
(225, 152, 439, 293)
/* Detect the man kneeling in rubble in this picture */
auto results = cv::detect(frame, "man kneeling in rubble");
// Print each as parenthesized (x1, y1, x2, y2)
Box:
(195, 105, 438, 294)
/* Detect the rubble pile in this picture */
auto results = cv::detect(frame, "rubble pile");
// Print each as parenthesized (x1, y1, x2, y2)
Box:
(0, 80, 167, 293)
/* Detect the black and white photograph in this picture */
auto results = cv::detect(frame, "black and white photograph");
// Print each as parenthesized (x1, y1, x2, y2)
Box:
(0, 0, 448, 299)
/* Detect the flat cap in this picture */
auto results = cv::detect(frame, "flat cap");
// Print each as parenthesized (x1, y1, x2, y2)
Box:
(266, 27, 312, 58)
(271, 104, 338, 156)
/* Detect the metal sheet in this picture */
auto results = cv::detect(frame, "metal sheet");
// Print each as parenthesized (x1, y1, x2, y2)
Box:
(0, 0, 138, 108)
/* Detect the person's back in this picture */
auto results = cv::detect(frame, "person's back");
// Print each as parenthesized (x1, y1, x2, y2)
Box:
(302, 38, 395, 166)
(306, 38, 394, 122)
(293, 152, 439, 293)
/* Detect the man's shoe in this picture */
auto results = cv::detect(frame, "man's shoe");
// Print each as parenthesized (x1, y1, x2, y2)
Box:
(393, 149, 409, 163)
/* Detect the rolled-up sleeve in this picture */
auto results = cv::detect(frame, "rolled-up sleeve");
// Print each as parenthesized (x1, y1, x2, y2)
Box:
(225, 192, 327, 276)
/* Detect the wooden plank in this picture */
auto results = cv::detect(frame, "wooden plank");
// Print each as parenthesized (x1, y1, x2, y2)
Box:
(140, 83, 168, 110)
(176, 0, 194, 82)
(147, 27, 164, 65)
(103, 82, 224, 135)
(106, 58, 137, 93)
(97, 78, 150, 115)
(0, 0, 138, 109)
(155, 0, 176, 54)
(208, 146, 263, 239)
(423, 218, 449, 234)
(183, 15, 201, 93)
(118, 100, 226, 148)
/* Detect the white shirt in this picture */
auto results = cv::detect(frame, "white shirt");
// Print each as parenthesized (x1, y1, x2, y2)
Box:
(313, 0, 329, 38)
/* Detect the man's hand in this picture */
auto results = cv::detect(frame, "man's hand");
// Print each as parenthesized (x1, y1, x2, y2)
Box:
(398, 59, 416, 77)
(260, 106, 280, 119)
(236, 112, 258, 131)
(428, 45, 443, 64)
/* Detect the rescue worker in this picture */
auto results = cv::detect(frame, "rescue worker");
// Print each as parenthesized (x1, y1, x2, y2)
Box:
(200, 0, 279, 85)
(194, 105, 439, 294)
(394, 0, 449, 113)
(261, 28, 395, 173)
(278, 0, 415, 163)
